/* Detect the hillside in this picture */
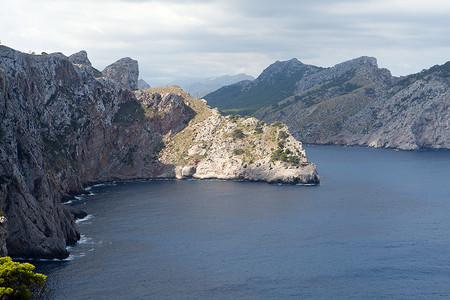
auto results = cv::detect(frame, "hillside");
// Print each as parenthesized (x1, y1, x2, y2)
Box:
(206, 56, 449, 150)
(0, 46, 318, 259)
(204, 59, 323, 116)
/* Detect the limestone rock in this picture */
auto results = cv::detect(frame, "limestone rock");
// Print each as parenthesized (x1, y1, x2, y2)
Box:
(0, 216, 7, 257)
(103, 57, 139, 90)
(68, 50, 92, 67)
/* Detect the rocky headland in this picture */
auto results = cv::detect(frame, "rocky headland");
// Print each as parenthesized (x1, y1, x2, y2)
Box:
(0, 46, 318, 259)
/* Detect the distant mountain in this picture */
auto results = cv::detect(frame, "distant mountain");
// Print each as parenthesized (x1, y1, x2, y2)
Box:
(137, 79, 150, 90)
(175, 73, 254, 99)
(205, 57, 449, 150)
(204, 59, 323, 116)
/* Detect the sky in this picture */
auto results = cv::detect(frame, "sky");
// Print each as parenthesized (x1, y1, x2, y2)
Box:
(1, 0, 449, 86)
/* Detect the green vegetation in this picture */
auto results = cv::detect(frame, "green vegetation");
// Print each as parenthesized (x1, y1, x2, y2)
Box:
(113, 101, 145, 124)
(278, 130, 289, 139)
(0, 257, 49, 300)
(271, 148, 300, 165)
(232, 128, 245, 139)
(271, 121, 285, 128)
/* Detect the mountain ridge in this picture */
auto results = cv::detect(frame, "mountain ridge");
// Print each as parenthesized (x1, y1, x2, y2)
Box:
(205, 57, 449, 150)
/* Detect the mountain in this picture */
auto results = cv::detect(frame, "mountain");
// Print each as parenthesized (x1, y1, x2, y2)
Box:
(175, 73, 254, 99)
(206, 57, 449, 150)
(0, 46, 318, 259)
(137, 79, 150, 90)
(204, 59, 323, 116)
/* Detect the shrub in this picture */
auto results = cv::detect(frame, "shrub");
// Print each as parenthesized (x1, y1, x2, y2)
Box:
(0, 257, 49, 300)
(254, 125, 263, 134)
(271, 121, 284, 128)
(232, 128, 245, 139)
(278, 130, 289, 139)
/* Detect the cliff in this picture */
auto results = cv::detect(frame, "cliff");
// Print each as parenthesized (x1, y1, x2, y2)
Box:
(0, 46, 318, 259)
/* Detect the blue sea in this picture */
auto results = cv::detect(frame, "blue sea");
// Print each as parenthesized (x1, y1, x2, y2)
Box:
(36, 145, 450, 299)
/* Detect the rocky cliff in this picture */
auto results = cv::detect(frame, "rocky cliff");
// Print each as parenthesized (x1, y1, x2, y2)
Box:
(0, 46, 318, 259)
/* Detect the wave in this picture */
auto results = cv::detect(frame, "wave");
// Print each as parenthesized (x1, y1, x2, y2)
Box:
(76, 215, 94, 225)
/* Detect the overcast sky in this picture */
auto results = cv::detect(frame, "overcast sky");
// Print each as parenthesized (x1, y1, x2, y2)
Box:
(1, 0, 449, 86)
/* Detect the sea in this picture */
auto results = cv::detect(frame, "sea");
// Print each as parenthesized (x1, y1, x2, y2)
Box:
(34, 145, 450, 299)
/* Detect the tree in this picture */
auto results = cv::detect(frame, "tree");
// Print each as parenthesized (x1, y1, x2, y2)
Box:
(0, 257, 49, 300)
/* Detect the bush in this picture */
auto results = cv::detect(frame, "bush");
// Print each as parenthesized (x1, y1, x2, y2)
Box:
(0, 257, 49, 300)
(271, 121, 285, 128)
(278, 130, 289, 139)
(254, 125, 263, 134)
(232, 128, 245, 139)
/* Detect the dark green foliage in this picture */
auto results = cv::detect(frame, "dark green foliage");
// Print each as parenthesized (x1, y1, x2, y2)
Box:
(232, 128, 245, 139)
(0, 257, 49, 300)
(271, 121, 284, 128)
(113, 101, 145, 124)
(271, 148, 300, 165)
(233, 148, 245, 155)
(254, 125, 263, 134)
(228, 114, 241, 122)
(278, 130, 288, 139)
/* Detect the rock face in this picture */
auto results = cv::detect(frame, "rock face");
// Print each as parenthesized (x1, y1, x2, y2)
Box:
(0, 46, 318, 259)
(0, 215, 7, 257)
(102, 57, 139, 90)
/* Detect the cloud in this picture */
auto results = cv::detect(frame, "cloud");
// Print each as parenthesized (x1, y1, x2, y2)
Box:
(1, 0, 449, 86)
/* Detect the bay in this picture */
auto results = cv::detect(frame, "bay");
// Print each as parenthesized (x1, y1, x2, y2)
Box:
(36, 145, 450, 299)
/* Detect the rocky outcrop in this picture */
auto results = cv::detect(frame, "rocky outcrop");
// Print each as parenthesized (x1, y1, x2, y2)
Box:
(0, 46, 319, 259)
(102, 57, 139, 90)
(156, 87, 319, 184)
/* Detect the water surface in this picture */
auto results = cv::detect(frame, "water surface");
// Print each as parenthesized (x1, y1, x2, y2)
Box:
(36, 146, 450, 299)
